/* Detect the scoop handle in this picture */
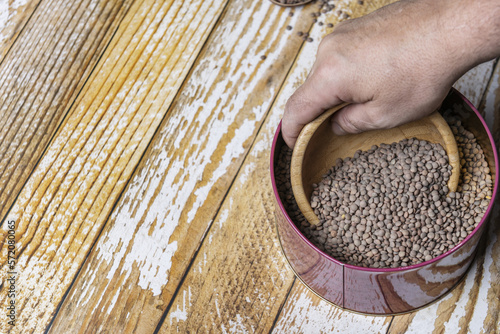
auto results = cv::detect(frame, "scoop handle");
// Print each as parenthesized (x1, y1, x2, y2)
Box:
(290, 103, 349, 226)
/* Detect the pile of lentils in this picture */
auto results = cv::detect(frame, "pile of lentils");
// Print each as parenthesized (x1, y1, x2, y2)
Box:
(275, 110, 493, 268)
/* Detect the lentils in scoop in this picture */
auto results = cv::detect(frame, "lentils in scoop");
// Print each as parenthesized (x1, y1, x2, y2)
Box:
(275, 112, 493, 268)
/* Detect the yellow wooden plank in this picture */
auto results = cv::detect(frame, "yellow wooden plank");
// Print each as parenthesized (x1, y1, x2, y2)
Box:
(48, 1, 319, 333)
(0, 0, 40, 61)
(158, 0, 399, 332)
(0, 0, 132, 221)
(0, 0, 228, 332)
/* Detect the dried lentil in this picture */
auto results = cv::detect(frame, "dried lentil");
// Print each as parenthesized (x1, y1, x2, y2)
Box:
(275, 110, 493, 268)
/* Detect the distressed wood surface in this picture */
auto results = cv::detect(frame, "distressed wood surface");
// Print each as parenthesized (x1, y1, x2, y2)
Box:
(159, 0, 499, 332)
(159, 0, 399, 332)
(453, 60, 497, 110)
(49, 1, 319, 333)
(0, 0, 133, 221)
(0, 0, 498, 333)
(0, 0, 228, 332)
(0, 0, 39, 62)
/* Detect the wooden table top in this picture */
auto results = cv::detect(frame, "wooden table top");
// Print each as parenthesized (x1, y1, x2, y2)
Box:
(0, 0, 498, 333)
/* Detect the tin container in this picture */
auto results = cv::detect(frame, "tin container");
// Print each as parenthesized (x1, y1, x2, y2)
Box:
(270, 89, 498, 315)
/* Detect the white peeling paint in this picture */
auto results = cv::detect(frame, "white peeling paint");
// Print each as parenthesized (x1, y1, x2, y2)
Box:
(402, 292, 454, 334)
(107, 289, 120, 313)
(218, 206, 230, 230)
(170, 286, 192, 324)
(227, 314, 251, 334)
(186, 118, 257, 223)
(404, 260, 479, 333)
(93, 0, 289, 299)
(0, 0, 28, 44)
(239, 162, 255, 185)
(272, 289, 388, 333)
(76, 265, 98, 308)
(467, 225, 497, 334)
(441, 258, 481, 334)
(215, 297, 221, 318)
(454, 60, 496, 108)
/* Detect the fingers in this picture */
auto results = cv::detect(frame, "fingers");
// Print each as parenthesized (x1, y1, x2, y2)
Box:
(282, 71, 343, 148)
(329, 103, 380, 135)
(329, 99, 441, 136)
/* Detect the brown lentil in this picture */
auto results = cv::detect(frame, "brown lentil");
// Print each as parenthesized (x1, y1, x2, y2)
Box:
(275, 110, 493, 268)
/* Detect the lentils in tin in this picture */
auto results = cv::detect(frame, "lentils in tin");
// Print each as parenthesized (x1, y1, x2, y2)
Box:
(275, 111, 493, 268)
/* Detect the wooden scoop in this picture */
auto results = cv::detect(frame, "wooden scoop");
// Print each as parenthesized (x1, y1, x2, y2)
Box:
(290, 103, 460, 226)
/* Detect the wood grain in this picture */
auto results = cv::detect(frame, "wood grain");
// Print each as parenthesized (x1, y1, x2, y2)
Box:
(157, 140, 295, 333)
(453, 59, 497, 111)
(0, 0, 229, 332)
(0, 0, 132, 221)
(0, 0, 497, 332)
(479, 59, 500, 142)
(159, 0, 398, 332)
(272, 283, 391, 333)
(0, 0, 40, 62)
(48, 1, 320, 333)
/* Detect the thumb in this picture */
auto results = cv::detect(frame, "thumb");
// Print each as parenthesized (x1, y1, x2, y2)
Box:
(330, 103, 384, 135)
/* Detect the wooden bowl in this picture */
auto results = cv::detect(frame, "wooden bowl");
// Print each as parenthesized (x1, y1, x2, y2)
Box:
(270, 89, 498, 315)
(290, 104, 460, 225)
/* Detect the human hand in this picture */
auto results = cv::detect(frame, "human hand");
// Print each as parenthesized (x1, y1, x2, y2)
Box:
(282, 0, 500, 148)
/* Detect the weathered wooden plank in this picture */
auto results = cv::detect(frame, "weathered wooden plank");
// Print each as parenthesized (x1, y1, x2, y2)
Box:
(157, 149, 296, 333)
(480, 59, 500, 141)
(0, 0, 40, 61)
(0, 0, 230, 332)
(158, 0, 398, 333)
(453, 59, 497, 114)
(0, 0, 132, 221)
(272, 284, 391, 333)
(48, 1, 320, 333)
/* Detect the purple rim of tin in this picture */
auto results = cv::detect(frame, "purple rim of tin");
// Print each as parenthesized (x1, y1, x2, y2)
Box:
(270, 89, 499, 274)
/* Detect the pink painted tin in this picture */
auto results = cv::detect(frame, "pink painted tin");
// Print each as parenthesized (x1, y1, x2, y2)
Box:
(270, 89, 498, 315)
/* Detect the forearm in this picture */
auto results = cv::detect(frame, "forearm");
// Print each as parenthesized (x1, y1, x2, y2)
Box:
(418, 0, 500, 80)
(282, 0, 500, 147)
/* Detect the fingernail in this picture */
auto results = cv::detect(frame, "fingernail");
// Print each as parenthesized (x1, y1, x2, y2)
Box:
(332, 121, 347, 136)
